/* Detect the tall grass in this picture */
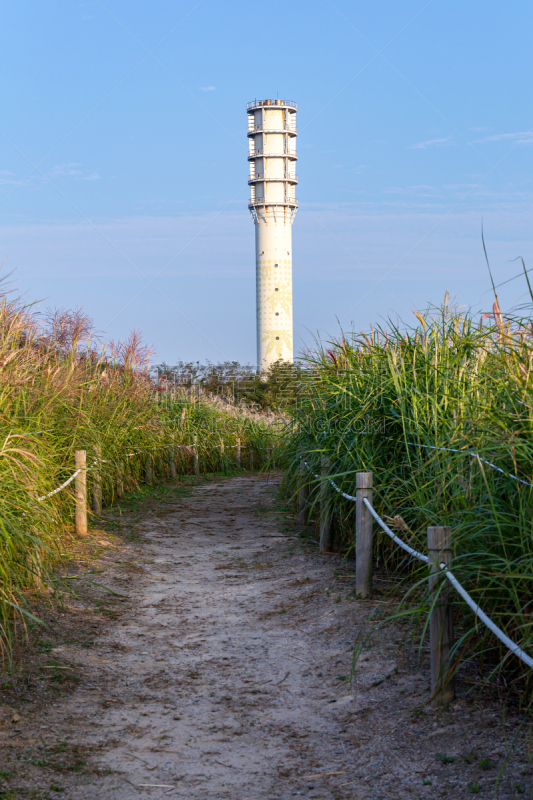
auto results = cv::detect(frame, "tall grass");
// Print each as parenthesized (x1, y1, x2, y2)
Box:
(0, 292, 281, 661)
(283, 297, 533, 701)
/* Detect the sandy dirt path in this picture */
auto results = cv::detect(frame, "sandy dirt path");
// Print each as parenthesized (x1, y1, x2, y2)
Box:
(1, 473, 531, 799)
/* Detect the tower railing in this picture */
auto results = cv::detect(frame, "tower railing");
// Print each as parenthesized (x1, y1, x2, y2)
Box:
(247, 99, 297, 110)
(248, 149, 297, 158)
(248, 199, 298, 207)
(248, 175, 298, 183)
(247, 125, 297, 135)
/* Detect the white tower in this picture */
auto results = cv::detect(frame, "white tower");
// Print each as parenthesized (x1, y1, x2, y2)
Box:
(247, 99, 297, 371)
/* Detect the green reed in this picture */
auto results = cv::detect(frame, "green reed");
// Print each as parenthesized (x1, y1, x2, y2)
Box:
(0, 297, 281, 662)
(283, 301, 533, 702)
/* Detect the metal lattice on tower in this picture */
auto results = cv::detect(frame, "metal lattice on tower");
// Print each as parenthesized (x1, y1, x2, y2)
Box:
(247, 99, 297, 371)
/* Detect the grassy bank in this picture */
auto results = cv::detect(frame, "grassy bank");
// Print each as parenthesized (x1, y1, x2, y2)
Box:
(0, 296, 281, 660)
(283, 298, 533, 702)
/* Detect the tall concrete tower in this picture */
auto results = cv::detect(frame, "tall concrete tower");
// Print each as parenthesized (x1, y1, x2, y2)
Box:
(247, 99, 297, 371)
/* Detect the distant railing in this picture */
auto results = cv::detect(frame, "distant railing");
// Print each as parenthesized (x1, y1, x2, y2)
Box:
(248, 149, 297, 159)
(247, 99, 297, 110)
(248, 175, 298, 183)
(247, 125, 297, 134)
(249, 199, 298, 208)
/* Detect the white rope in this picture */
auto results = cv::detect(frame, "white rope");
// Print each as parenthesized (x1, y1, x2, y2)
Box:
(303, 461, 358, 501)
(305, 460, 427, 560)
(124, 445, 192, 458)
(364, 496, 533, 668)
(362, 497, 429, 563)
(397, 437, 533, 488)
(37, 443, 196, 502)
(303, 460, 533, 669)
(37, 469, 81, 501)
(312, 432, 533, 487)
(441, 566, 533, 669)
(328, 478, 357, 501)
(363, 497, 533, 669)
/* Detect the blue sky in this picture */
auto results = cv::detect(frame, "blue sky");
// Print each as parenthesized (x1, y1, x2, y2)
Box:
(1, 0, 532, 364)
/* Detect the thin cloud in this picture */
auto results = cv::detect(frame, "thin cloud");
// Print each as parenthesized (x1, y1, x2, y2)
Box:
(48, 164, 100, 180)
(49, 163, 82, 176)
(476, 131, 533, 144)
(200, 86, 216, 91)
(409, 137, 452, 150)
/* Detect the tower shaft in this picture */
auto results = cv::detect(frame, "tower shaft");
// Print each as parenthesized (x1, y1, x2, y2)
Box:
(247, 99, 297, 371)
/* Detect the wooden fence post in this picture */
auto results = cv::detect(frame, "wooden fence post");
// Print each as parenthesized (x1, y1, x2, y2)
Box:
(356, 472, 373, 597)
(319, 455, 332, 552)
(236, 437, 241, 467)
(145, 455, 153, 484)
(74, 450, 87, 537)
(92, 446, 102, 514)
(193, 436, 200, 476)
(428, 526, 455, 706)
(169, 447, 177, 479)
(249, 449, 254, 471)
(297, 457, 309, 528)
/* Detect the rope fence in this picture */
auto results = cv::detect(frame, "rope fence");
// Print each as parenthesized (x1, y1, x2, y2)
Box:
(339, 431, 533, 488)
(362, 497, 429, 564)
(386, 434, 533, 488)
(37, 469, 82, 502)
(300, 458, 533, 705)
(33, 436, 264, 536)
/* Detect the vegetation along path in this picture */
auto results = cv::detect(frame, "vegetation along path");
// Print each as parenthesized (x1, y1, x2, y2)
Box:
(1, 474, 532, 799)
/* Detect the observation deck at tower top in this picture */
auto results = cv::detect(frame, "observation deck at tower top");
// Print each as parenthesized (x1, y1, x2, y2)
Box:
(247, 99, 297, 111)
